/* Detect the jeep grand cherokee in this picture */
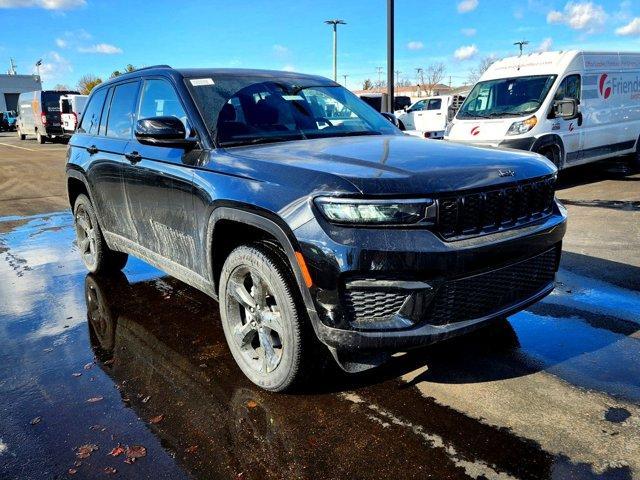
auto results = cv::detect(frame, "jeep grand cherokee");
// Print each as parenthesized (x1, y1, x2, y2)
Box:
(66, 66, 567, 391)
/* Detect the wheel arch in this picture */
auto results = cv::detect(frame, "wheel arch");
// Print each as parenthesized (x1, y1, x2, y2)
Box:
(206, 206, 316, 316)
(531, 134, 566, 169)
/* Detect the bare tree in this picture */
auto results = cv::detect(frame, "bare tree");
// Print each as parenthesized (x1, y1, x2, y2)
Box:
(467, 57, 496, 85)
(110, 64, 138, 79)
(76, 74, 103, 95)
(424, 63, 446, 94)
(53, 83, 71, 91)
(362, 79, 373, 90)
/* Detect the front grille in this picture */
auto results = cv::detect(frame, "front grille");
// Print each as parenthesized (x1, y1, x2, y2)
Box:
(425, 247, 558, 326)
(342, 289, 409, 326)
(437, 176, 556, 240)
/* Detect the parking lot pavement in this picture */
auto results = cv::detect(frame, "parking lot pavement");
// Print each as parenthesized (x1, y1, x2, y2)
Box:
(0, 135, 639, 479)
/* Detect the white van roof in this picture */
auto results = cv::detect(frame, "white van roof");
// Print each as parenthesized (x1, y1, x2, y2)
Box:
(481, 50, 640, 81)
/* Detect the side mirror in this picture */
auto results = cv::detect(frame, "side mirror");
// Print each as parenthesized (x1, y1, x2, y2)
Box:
(134, 116, 195, 148)
(554, 99, 577, 119)
(380, 112, 404, 130)
(403, 106, 409, 112)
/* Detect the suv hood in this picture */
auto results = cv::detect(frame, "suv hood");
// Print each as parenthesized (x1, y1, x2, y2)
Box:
(225, 135, 555, 195)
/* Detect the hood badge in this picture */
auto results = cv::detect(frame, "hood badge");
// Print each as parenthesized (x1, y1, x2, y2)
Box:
(498, 169, 516, 177)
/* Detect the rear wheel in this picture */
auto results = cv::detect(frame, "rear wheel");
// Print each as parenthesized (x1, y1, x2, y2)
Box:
(36, 131, 46, 144)
(73, 194, 128, 274)
(17, 128, 25, 140)
(219, 244, 309, 392)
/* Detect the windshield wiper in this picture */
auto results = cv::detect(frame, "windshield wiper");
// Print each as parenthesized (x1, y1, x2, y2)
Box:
(220, 135, 305, 148)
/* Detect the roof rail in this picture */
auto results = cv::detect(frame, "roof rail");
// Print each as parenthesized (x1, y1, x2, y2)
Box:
(130, 64, 172, 72)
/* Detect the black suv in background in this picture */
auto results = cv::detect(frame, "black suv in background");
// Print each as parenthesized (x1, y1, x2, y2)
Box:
(66, 66, 566, 391)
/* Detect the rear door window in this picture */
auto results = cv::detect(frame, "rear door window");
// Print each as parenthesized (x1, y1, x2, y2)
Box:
(78, 88, 107, 135)
(427, 99, 442, 110)
(106, 82, 140, 139)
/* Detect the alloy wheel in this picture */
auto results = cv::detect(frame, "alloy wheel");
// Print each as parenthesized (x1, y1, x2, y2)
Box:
(75, 205, 97, 268)
(226, 266, 285, 374)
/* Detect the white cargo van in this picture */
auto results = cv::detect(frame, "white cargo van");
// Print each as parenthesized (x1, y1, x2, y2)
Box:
(396, 95, 465, 139)
(60, 94, 88, 134)
(445, 51, 640, 168)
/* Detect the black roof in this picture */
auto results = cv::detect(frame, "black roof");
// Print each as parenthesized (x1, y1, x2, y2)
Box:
(96, 65, 336, 88)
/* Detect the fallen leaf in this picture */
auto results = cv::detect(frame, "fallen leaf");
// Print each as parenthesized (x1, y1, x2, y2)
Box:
(72, 373, 82, 377)
(141, 396, 151, 404)
(30, 416, 42, 425)
(246, 400, 258, 409)
(108, 445, 125, 457)
(103, 359, 114, 366)
(125, 445, 147, 462)
(149, 414, 164, 424)
(68, 468, 77, 475)
(83, 362, 93, 370)
(76, 444, 98, 459)
(185, 445, 198, 454)
(103, 467, 117, 475)
(87, 396, 104, 403)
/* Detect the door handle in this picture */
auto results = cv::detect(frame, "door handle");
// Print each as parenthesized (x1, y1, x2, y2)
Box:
(125, 151, 142, 163)
(436, 113, 442, 115)
(86, 145, 98, 155)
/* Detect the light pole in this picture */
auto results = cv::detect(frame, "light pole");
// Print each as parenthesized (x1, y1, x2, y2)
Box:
(325, 19, 346, 82)
(342, 74, 349, 88)
(35, 59, 42, 78)
(386, 0, 394, 112)
(514, 40, 529, 56)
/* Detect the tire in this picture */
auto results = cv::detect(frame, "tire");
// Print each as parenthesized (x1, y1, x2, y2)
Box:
(540, 145, 562, 169)
(631, 137, 640, 171)
(219, 243, 309, 392)
(73, 194, 128, 274)
(17, 129, 25, 141)
(36, 131, 46, 144)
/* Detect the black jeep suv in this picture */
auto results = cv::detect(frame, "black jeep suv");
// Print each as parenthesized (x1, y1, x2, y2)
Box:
(66, 66, 566, 391)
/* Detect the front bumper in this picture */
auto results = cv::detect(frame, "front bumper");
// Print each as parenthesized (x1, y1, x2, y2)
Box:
(294, 201, 567, 358)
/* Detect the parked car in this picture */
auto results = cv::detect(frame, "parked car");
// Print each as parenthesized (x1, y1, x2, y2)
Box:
(445, 50, 640, 169)
(60, 94, 88, 134)
(396, 95, 466, 138)
(66, 66, 567, 391)
(0, 110, 17, 131)
(359, 93, 411, 112)
(16, 89, 80, 143)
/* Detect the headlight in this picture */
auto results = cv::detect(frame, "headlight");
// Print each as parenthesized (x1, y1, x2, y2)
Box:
(506, 115, 537, 136)
(314, 197, 436, 226)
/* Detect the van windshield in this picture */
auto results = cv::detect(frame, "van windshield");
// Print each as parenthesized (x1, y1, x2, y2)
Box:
(457, 75, 556, 119)
(186, 75, 398, 147)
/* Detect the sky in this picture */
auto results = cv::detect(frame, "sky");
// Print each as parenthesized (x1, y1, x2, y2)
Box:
(0, 0, 639, 90)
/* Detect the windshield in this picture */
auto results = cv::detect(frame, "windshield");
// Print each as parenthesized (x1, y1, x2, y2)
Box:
(186, 75, 398, 147)
(457, 75, 556, 119)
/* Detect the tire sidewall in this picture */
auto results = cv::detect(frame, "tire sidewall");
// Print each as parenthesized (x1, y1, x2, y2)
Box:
(74, 194, 103, 273)
(219, 246, 302, 391)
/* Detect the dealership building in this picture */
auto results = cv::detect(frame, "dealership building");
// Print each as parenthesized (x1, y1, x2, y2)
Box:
(0, 74, 42, 112)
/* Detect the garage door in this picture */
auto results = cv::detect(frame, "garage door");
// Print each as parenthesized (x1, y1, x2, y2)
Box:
(4, 93, 19, 112)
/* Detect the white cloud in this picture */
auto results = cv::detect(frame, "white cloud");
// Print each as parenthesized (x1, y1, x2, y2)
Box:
(538, 37, 553, 52)
(281, 64, 296, 72)
(457, 0, 478, 13)
(454, 44, 478, 61)
(0, 0, 85, 9)
(78, 43, 122, 54)
(54, 37, 67, 48)
(272, 44, 289, 56)
(37, 51, 72, 82)
(461, 28, 477, 36)
(407, 41, 424, 50)
(546, 2, 607, 33)
(616, 17, 640, 36)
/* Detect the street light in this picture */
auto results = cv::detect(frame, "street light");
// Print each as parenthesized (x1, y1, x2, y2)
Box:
(35, 59, 42, 78)
(514, 40, 529, 57)
(324, 19, 346, 82)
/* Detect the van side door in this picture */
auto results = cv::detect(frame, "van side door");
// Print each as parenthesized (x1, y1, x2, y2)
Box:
(121, 77, 199, 273)
(552, 74, 584, 165)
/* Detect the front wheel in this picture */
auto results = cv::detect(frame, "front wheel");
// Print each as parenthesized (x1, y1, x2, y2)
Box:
(73, 194, 128, 274)
(219, 244, 309, 392)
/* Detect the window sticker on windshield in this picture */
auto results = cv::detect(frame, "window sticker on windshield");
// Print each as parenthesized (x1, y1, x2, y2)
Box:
(190, 78, 215, 86)
(282, 95, 304, 101)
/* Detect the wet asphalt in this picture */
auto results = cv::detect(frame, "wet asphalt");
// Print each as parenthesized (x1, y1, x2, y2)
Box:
(0, 133, 639, 479)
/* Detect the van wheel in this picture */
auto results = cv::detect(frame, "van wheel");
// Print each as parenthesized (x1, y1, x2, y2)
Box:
(73, 194, 128, 274)
(632, 137, 640, 171)
(36, 132, 46, 144)
(540, 145, 562, 169)
(17, 129, 25, 141)
(219, 244, 309, 392)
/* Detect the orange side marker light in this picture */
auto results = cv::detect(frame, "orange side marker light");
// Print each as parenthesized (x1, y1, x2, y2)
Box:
(295, 251, 313, 288)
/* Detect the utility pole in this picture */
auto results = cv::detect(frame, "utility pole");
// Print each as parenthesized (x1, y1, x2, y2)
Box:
(376, 66, 384, 85)
(325, 19, 346, 81)
(342, 74, 348, 88)
(35, 59, 42, 78)
(514, 40, 529, 56)
(386, 0, 394, 112)
(395, 70, 401, 87)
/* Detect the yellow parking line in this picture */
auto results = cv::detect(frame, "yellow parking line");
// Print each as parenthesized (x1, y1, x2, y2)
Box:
(0, 142, 37, 152)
